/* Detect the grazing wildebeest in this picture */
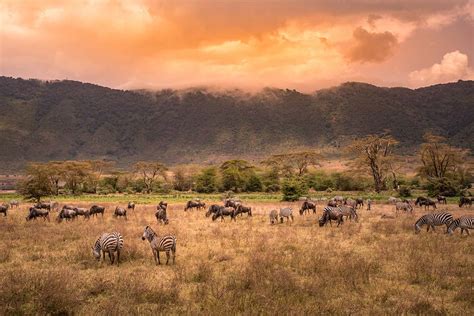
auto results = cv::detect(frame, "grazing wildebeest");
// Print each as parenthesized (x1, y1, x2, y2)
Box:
(415, 196, 428, 207)
(9, 200, 20, 208)
(234, 204, 252, 217)
(127, 202, 135, 211)
(184, 200, 206, 211)
(56, 208, 77, 222)
(319, 206, 344, 227)
(437, 195, 447, 204)
(0, 203, 9, 216)
(212, 207, 235, 222)
(74, 207, 90, 219)
(269, 209, 279, 225)
(155, 208, 169, 225)
(26, 207, 50, 221)
(279, 207, 293, 223)
(206, 204, 221, 218)
(395, 201, 413, 214)
(299, 200, 316, 215)
(35, 202, 51, 210)
(419, 198, 437, 210)
(90, 205, 105, 217)
(459, 196, 472, 208)
(355, 198, 364, 209)
(114, 207, 127, 219)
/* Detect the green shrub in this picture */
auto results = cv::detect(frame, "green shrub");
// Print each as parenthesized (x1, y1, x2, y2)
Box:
(282, 177, 308, 201)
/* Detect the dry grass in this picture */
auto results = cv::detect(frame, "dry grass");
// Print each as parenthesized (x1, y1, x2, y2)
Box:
(0, 201, 473, 315)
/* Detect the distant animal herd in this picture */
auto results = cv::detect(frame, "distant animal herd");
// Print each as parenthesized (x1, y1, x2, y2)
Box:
(0, 194, 472, 266)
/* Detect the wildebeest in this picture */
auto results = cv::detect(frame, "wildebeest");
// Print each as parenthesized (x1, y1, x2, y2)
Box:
(224, 198, 241, 209)
(415, 196, 428, 207)
(158, 201, 168, 211)
(35, 202, 51, 210)
(212, 207, 235, 221)
(459, 196, 472, 208)
(437, 195, 447, 204)
(56, 208, 77, 222)
(319, 206, 344, 227)
(279, 207, 293, 223)
(26, 207, 50, 221)
(90, 205, 105, 217)
(355, 198, 364, 209)
(0, 203, 9, 216)
(114, 207, 127, 219)
(206, 204, 221, 218)
(395, 201, 413, 214)
(155, 208, 169, 225)
(234, 204, 252, 217)
(9, 200, 20, 208)
(299, 200, 316, 215)
(74, 207, 90, 219)
(184, 200, 206, 211)
(419, 198, 437, 210)
(269, 209, 278, 225)
(127, 202, 135, 211)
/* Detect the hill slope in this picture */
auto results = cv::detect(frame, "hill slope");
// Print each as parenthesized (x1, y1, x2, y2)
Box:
(0, 77, 473, 171)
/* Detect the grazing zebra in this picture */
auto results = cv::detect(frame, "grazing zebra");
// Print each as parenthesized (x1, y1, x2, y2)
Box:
(26, 207, 50, 221)
(414, 212, 454, 234)
(234, 204, 252, 217)
(212, 207, 235, 222)
(9, 200, 20, 208)
(319, 206, 344, 227)
(184, 200, 206, 211)
(459, 196, 472, 208)
(127, 202, 135, 211)
(141, 226, 176, 265)
(155, 208, 169, 225)
(447, 216, 474, 235)
(299, 201, 316, 215)
(92, 232, 124, 266)
(395, 202, 413, 214)
(114, 207, 127, 219)
(437, 195, 447, 204)
(269, 209, 278, 225)
(90, 205, 105, 217)
(0, 203, 9, 216)
(338, 205, 358, 222)
(279, 207, 293, 223)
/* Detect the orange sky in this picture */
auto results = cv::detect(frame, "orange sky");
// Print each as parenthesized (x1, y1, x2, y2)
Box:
(1, 0, 473, 91)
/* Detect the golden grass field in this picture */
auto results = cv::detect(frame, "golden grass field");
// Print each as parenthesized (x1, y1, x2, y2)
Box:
(0, 200, 472, 315)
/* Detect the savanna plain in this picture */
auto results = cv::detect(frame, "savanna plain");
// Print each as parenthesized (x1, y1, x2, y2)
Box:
(0, 200, 472, 315)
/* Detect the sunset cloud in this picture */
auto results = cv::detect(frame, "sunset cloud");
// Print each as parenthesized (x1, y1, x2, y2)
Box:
(0, 0, 472, 91)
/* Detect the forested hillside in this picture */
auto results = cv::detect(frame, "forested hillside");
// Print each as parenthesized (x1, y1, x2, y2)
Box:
(0, 77, 472, 171)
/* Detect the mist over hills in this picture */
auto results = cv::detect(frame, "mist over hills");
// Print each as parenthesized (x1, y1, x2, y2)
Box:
(0, 76, 473, 171)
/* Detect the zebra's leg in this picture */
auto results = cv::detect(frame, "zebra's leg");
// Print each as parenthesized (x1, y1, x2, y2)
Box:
(290, 215, 294, 222)
(157, 250, 161, 265)
(103, 251, 106, 262)
(165, 250, 170, 265)
(153, 249, 158, 265)
(116, 250, 120, 266)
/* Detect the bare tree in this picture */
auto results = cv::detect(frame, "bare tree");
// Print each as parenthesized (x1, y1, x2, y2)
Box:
(133, 161, 167, 193)
(261, 151, 321, 177)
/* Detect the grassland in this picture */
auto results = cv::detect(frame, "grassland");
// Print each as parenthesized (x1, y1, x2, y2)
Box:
(0, 199, 472, 315)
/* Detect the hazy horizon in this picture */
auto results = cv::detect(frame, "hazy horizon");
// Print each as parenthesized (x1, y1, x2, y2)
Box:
(1, 0, 473, 92)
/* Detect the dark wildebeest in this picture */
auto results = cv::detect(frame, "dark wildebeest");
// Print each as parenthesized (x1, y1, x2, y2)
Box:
(415, 196, 428, 207)
(319, 207, 344, 227)
(269, 209, 279, 225)
(74, 208, 90, 219)
(459, 196, 472, 208)
(9, 200, 20, 208)
(212, 207, 235, 222)
(158, 201, 168, 211)
(0, 203, 9, 216)
(419, 198, 437, 210)
(114, 207, 127, 219)
(206, 204, 221, 218)
(90, 205, 105, 217)
(437, 195, 447, 204)
(234, 204, 252, 217)
(184, 200, 205, 211)
(26, 207, 50, 221)
(279, 207, 293, 223)
(56, 208, 77, 222)
(35, 202, 51, 210)
(127, 202, 135, 211)
(355, 198, 364, 209)
(155, 208, 169, 225)
(299, 201, 316, 215)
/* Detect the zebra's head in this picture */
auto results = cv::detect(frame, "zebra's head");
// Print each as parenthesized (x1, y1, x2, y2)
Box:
(142, 226, 155, 241)
(92, 241, 101, 260)
(414, 223, 421, 234)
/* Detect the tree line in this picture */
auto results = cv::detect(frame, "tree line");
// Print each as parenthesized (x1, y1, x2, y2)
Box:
(18, 133, 472, 201)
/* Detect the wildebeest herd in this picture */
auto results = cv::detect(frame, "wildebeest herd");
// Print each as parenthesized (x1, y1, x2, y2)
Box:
(1, 194, 472, 266)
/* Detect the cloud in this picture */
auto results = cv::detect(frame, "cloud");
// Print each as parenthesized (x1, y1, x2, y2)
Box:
(409, 51, 473, 86)
(346, 27, 398, 63)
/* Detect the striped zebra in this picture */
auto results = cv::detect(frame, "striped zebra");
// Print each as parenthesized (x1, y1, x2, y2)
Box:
(414, 212, 453, 234)
(92, 232, 124, 266)
(141, 226, 176, 265)
(447, 216, 474, 235)
(319, 206, 344, 227)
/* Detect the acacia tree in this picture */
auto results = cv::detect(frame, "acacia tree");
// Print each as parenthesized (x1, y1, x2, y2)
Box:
(133, 161, 167, 193)
(220, 160, 256, 192)
(62, 161, 92, 194)
(86, 160, 115, 193)
(18, 163, 54, 202)
(347, 134, 399, 193)
(261, 151, 321, 177)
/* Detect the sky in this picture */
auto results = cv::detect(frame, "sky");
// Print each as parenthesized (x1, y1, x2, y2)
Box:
(1, 0, 473, 92)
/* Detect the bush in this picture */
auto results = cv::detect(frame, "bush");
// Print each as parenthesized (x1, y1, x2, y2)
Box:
(282, 177, 308, 201)
(398, 185, 412, 197)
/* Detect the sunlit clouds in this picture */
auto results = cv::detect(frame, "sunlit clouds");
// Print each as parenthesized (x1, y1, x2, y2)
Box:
(1, 0, 473, 91)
